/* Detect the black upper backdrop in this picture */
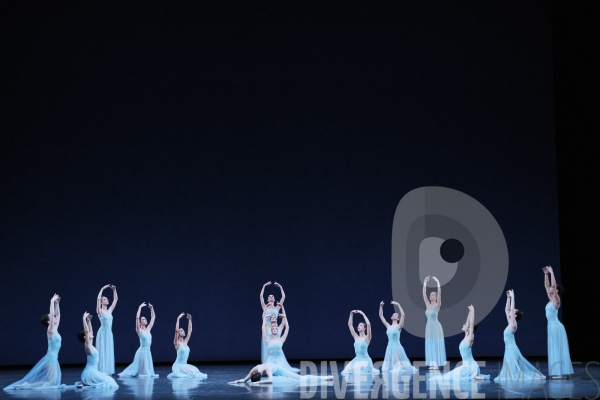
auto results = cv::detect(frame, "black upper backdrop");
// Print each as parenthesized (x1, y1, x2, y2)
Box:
(0, 2, 560, 366)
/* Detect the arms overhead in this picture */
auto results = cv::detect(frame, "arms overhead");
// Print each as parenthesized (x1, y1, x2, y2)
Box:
(108, 285, 118, 313)
(379, 301, 390, 328)
(147, 303, 156, 331)
(279, 303, 289, 343)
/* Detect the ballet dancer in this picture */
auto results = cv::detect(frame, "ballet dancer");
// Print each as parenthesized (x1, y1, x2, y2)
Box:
(429, 305, 488, 382)
(543, 266, 573, 379)
(118, 302, 158, 378)
(260, 281, 286, 363)
(75, 312, 119, 389)
(4, 294, 66, 390)
(96, 284, 117, 375)
(379, 300, 417, 373)
(423, 276, 446, 369)
(167, 313, 207, 379)
(262, 303, 299, 372)
(494, 290, 545, 382)
(228, 363, 333, 384)
(341, 310, 373, 375)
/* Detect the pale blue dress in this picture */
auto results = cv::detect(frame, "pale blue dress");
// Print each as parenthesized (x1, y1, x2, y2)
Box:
(425, 308, 446, 367)
(96, 311, 114, 374)
(341, 338, 373, 374)
(546, 302, 573, 376)
(429, 340, 489, 382)
(119, 331, 158, 377)
(382, 326, 417, 373)
(494, 326, 546, 382)
(265, 363, 328, 382)
(76, 347, 119, 389)
(4, 332, 66, 390)
(167, 344, 207, 379)
(261, 307, 279, 363)
(266, 340, 300, 373)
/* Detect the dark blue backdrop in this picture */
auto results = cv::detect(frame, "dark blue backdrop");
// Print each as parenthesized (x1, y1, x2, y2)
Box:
(0, 2, 559, 366)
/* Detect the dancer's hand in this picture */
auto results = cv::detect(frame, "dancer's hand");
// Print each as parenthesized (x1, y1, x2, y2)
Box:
(139, 302, 147, 308)
(391, 301, 400, 306)
(187, 313, 192, 320)
(468, 305, 474, 311)
(264, 281, 272, 286)
(278, 314, 285, 318)
(178, 313, 185, 319)
(380, 301, 384, 306)
(546, 266, 553, 273)
(424, 276, 430, 283)
(274, 282, 281, 288)
(542, 266, 549, 274)
(87, 313, 93, 321)
(83, 311, 90, 319)
(55, 295, 61, 303)
(110, 284, 116, 289)
(148, 303, 153, 309)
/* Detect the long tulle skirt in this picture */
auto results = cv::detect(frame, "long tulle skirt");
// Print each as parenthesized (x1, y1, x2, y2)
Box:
(267, 352, 300, 373)
(96, 327, 115, 375)
(167, 362, 208, 379)
(77, 366, 119, 389)
(3, 355, 66, 390)
(119, 347, 158, 378)
(425, 321, 446, 367)
(382, 342, 417, 373)
(547, 321, 573, 376)
(494, 345, 546, 382)
(341, 356, 374, 375)
(430, 360, 489, 382)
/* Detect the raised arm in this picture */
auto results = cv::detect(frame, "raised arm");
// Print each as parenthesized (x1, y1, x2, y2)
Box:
(423, 276, 431, 306)
(358, 311, 372, 343)
(97, 285, 108, 317)
(466, 305, 475, 344)
(185, 314, 192, 344)
(548, 266, 560, 307)
(379, 301, 390, 328)
(260, 281, 271, 311)
(391, 301, 405, 329)
(433, 276, 441, 310)
(279, 303, 289, 343)
(47, 294, 58, 336)
(261, 312, 270, 343)
(174, 313, 184, 347)
(108, 285, 118, 313)
(348, 311, 358, 339)
(83, 312, 93, 354)
(136, 302, 145, 335)
(274, 282, 285, 306)
(507, 290, 517, 331)
(147, 303, 156, 331)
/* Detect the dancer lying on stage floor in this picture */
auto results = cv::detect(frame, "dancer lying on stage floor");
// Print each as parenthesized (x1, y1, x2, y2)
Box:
(4, 294, 67, 391)
(75, 312, 119, 389)
(228, 363, 333, 384)
(167, 312, 207, 379)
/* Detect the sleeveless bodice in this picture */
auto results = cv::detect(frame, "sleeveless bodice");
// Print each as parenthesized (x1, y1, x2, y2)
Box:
(545, 302, 559, 322)
(503, 326, 517, 348)
(86, 348, 99, 368)
(140, 331, 152, 348)
(386, 326, 401, 343)
(354, 338, 369, 357)
(47, 332, 62, 358)
(459, 340, 474, 362)
(267, 340, 284, 358)
(175, 344, 190, 364)
(425, 308, 439, 322)
(99, 312, 113, 329)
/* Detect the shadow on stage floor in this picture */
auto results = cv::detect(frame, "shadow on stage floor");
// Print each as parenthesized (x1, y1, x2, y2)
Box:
(1, 359, 597, 399)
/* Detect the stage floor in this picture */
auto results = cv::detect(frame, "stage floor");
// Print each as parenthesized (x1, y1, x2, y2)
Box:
(1, 359, 597, 399)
